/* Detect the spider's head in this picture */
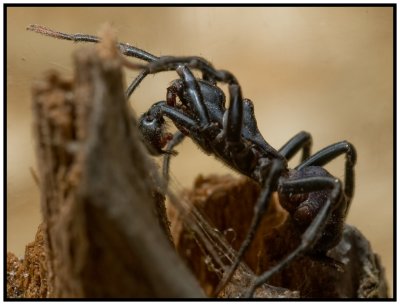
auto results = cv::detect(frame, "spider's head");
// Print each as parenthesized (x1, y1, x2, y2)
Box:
(138, 101, 173, 156)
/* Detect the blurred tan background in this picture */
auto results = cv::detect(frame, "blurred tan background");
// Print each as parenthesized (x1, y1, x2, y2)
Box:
(7, 7, 393, 294)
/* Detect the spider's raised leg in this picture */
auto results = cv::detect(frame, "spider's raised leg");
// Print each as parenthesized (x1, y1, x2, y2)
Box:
(26, 25, 162, 101)
(296, 141, 356, 200)
(244, 174, 343, 298)
(27, 24, 159, 62)
(279, 131, 312, 162)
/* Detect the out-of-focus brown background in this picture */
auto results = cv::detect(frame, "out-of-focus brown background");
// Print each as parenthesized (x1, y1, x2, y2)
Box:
(7, 7, 393, 294)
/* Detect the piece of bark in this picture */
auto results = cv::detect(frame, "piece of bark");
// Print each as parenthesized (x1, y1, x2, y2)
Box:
(170, 174, 388, 298)
(29, 38, 204, 298)
(7, 223, 48, 298)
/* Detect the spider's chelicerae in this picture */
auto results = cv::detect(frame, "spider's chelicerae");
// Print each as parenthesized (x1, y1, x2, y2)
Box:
(28, 25, 357, 298)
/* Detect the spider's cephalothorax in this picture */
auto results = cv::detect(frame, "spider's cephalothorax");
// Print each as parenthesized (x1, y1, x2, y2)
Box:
(28, 25, 357, 298)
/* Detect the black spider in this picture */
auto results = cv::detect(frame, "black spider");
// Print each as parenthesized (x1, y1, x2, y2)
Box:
(28, 25, 357, 298)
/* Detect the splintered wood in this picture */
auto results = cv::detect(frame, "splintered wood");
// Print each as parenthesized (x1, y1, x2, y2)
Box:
(7, 224, 48, 298)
